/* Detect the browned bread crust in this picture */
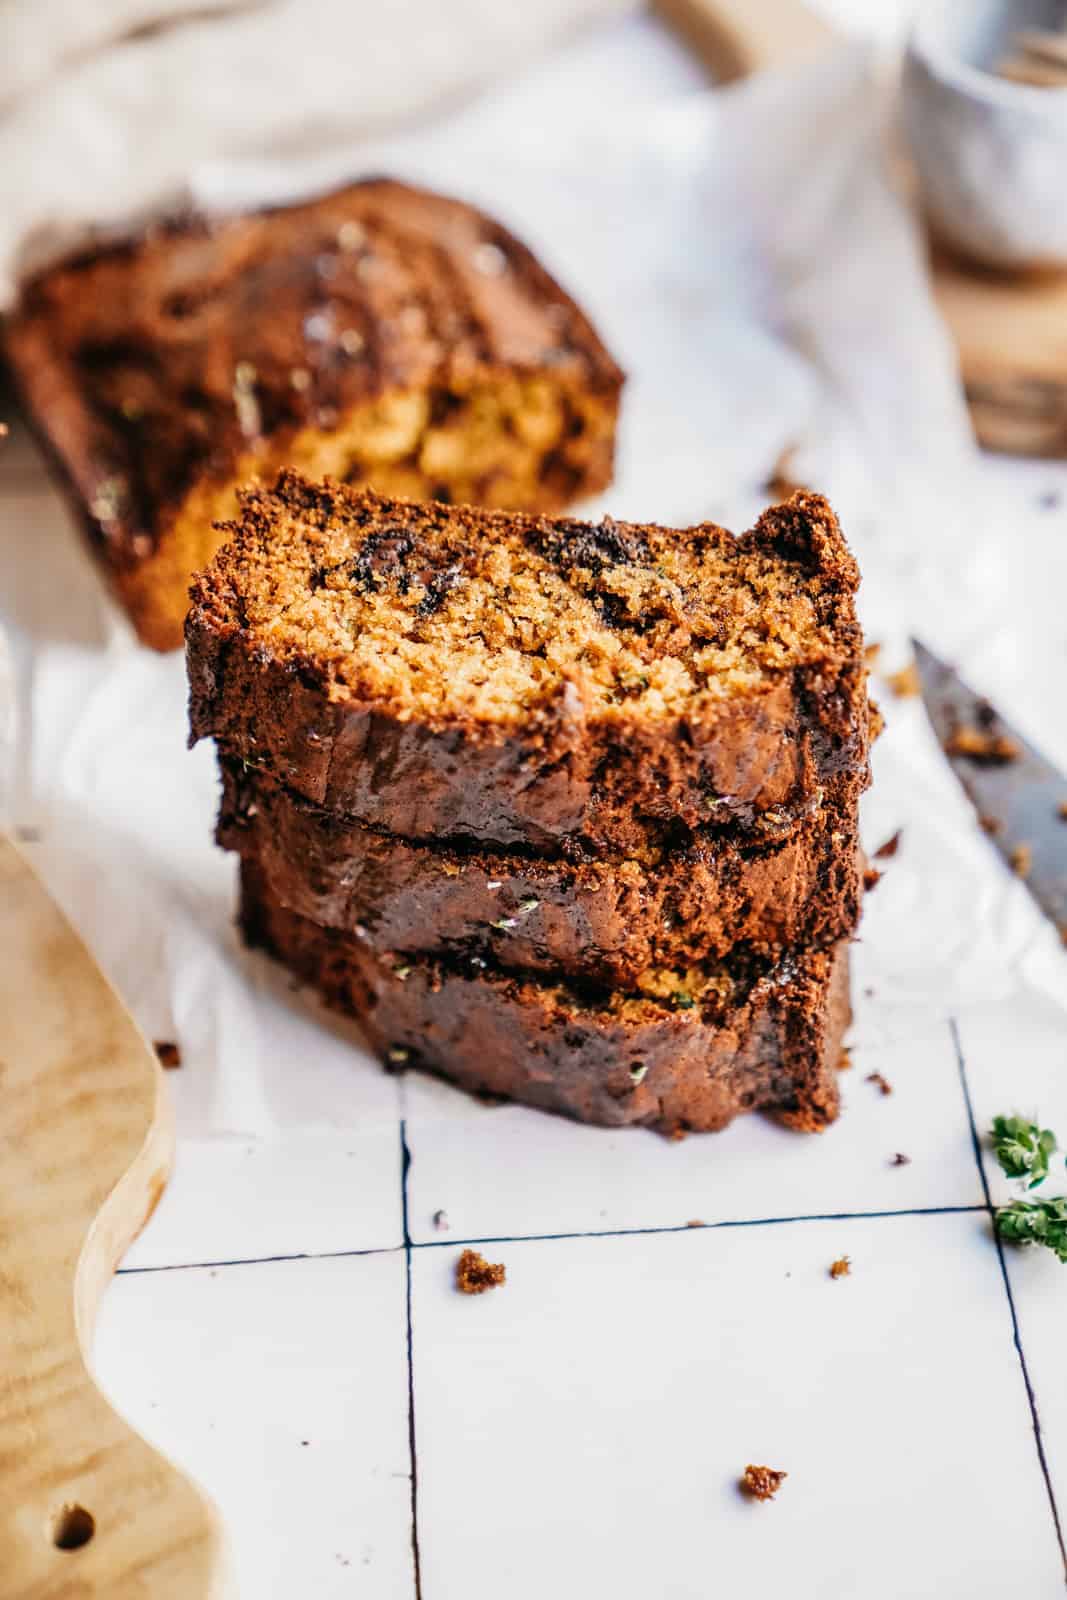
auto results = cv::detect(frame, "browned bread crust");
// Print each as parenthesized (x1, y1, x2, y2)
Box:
(5, 178, 623, 650)
(238, 856, 851, 1136)
(187, 476, 869, 852)
(219, 757, 863, 988)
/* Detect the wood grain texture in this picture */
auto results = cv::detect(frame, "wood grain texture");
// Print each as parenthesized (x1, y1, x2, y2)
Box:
(932, 250, 1067, 457)
(0, 836, 230, 1599)
(652, 0, 831, 82)
(657, 0, 1067, 458)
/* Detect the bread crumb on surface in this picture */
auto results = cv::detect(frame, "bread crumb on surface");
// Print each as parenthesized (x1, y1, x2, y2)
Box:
(887, 661, 920, 698)
(1010, 844, 1032, 878)
(873, 830, 902, 860)
(154, 1040, 182, 1069)
(864, 641, 882, 668)
(432, 1209, 450, 1231)
(945, 726, 1020, 764)
(741, 1465, 787, 1502)
(838, 1047, 853, 1071)
(979, 814, 1003, 836)
(764, 445, 808, 500)
(1058, 801, 1067, 821)
(829, 1255, 851, 1279)
(866, 1071, 892, 1096)
(891, 1152, 911, 1166)
(456, 1248, 506, 1294)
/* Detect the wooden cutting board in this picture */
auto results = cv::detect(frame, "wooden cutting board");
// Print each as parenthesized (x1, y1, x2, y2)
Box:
(655, 0, 1067, 457)
(0, 835, 230, 1598)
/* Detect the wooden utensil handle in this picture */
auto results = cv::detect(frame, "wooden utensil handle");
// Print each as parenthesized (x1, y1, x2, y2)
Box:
(653, 0, 833, 82)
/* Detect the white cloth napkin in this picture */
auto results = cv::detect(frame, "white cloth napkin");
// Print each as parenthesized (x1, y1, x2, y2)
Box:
(0, 0, 636, 304)
(2, 15, 1064, 1163)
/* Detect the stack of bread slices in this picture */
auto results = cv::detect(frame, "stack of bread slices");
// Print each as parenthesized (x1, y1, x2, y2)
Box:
(186, 470, 872, 1137)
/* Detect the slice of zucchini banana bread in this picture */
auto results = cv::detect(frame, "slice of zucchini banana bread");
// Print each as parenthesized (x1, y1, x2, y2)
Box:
(238, 856, 850, 1136)
(219, 757, 864, 988)
(5, 178, 622, 650)
(188, 474, 869, 852)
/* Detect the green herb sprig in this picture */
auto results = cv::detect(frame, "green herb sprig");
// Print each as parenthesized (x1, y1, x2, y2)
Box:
(993, 1197, 1067, 1264)
(991, 1114, 1057, 1189)
(990, 1114, 1067, 1264)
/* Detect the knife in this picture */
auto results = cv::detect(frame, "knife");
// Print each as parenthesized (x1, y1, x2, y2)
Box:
(913, 638, 1067, 944)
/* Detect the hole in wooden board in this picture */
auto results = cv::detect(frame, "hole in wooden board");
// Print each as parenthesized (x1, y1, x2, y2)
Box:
(52, 1503, 95, 1551)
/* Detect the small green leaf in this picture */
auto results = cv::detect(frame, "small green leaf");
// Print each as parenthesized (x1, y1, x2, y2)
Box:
(672, 992, 697, 1010)
(990, 1115, 1057, 1188)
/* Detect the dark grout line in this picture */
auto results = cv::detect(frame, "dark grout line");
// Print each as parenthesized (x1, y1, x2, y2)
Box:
(400, 1119, 424, 1600)
(951, 1019, 1067, 1582)
(117, 1243, 404, 1275)
(116, 1204, 989, 1276)
(409, 1203, 987, 1251)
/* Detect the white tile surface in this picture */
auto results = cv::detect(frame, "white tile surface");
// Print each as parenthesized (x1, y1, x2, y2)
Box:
(121, 1128, 404, 1269)
(400, 1005, 981, 1244)
(956, 995, 1067, 1529)
(94, 1253, 415, 1598)
(410, 1215, 1064, 1598)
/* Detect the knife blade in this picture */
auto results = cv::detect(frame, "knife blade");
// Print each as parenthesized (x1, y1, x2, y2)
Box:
(913, 638, 1067, 943)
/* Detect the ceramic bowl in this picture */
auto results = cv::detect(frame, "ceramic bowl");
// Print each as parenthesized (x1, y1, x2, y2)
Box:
(902, 0, 1067, 270)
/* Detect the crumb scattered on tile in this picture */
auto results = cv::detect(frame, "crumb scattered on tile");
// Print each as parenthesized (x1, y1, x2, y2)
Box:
(891, 1152, 911, 1166)
(838, 1047, 853, 1071)
(829, 1256, 851, 1280)
(864, 641, 882, 669)
(866, 1071, 892, 1096)
(154, 1040, 182, 1069)
(887, 661, 920, 698)
(686, 1219, 706, 1228)
(764, 445, 808, 500)
(456, 1248, 506, 1295)
(874, 830, 902, 860)
(432, 1209, 450, 1231)
(979, 814, 1003, 836)
(945, 726, 1020, 764)
(1057, 801, 1067, 821)
(863, 866, 882, 892)
(741, 1464, 787, 1502)
(1010, 844, 1032, 878)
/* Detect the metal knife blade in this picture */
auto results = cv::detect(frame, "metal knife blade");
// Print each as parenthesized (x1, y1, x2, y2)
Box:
(913, 638, 1067, 943)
